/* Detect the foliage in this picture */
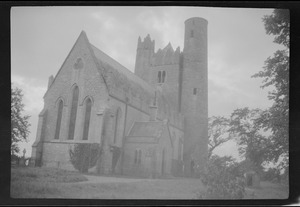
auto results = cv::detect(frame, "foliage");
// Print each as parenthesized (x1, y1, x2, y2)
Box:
(208, 116, 231, 158)
(262, 9, 290, 48)
(252, 9, 289, 171)
(262, 167, 281, 182)
(69, 143, 102, 173)
(11, 84, 30, 156)
(229, 107, 271, 171)
(198, 155, 246, 199)
(11, 154, 21, 165)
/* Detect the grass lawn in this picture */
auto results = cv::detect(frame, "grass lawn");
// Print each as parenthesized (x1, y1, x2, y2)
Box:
(10, 166, 289, 199)
(10, 166, 88, 198)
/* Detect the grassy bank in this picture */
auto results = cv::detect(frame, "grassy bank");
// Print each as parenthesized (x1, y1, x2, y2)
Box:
(10, 166, 88, 198)
(10, 167, 288, 199)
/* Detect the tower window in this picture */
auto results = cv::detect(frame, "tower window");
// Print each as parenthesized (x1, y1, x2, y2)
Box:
(158, 70, 166, 83)
(193, 88, 197, 95)
(191, 30, 194, 38)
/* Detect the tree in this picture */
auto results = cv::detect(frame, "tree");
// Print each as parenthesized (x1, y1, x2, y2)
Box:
(229, 107, 270, 171)
(208, 116, 231, 158)
(69, 143, 102, 173)
(11, 84, 30, 156)
(198, 155, 246, 199)
(252, 9, 289, 171)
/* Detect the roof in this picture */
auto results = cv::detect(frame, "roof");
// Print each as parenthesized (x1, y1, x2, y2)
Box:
(127, 121, 166, 138)
(90, 43, 154, 94)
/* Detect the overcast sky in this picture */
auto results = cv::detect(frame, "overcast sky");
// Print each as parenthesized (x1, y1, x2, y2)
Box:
(11, 6, 284, 159)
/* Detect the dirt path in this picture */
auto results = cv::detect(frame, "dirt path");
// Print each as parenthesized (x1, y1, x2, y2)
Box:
(58, 176, 289, 199)
(245, 181, 289, 199)
(82, 175, 148, 184)
(60, 176, 205, 199)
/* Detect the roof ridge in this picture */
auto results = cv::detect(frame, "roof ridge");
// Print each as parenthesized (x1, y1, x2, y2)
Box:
(89, 43, 155, 93)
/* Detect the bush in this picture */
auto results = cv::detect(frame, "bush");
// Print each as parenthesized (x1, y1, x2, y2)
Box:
(69, 143, 102, 173)
(198, 155, 246, 199)
(262, 167, 281, 183)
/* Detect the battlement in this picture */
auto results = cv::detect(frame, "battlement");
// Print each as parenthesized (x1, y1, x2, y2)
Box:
(152, 43, 180, 66)
(137, 34, 155, 51)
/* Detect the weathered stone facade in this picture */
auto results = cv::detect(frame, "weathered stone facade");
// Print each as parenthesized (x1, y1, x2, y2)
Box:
(31, 17, 208, 178)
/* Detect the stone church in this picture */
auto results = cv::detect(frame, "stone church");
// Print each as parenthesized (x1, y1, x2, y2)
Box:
(31, 17, 208, 178)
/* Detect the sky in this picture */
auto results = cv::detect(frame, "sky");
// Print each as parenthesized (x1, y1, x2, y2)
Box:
(11, 6, 284, 159)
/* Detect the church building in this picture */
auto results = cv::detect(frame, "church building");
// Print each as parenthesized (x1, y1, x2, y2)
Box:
(31, 17, 208, 178)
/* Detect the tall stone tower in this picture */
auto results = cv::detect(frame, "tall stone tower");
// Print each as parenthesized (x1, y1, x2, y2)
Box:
(134, 34, 155, 83)
(181, 17, 208, 176)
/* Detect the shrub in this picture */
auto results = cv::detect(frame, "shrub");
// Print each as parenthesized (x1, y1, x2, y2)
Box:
(262, 167, 281, 183)
(69, 143, 102, 173)
(198, 155, 246, 199)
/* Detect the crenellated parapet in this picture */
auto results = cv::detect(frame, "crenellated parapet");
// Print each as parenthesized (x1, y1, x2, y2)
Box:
(137, 34, 155, 51)
(152, 43, 180, 66)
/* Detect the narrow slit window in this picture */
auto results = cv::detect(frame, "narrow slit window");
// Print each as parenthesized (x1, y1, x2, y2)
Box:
(191, 30, 194, 38)
(193, 88, 197, 95)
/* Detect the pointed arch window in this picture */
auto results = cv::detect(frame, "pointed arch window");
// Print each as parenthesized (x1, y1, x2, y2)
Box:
(113, 108, 121, 144)
(82, 98, 92, 140)
(68, 86, 79, 140)
(54, 100, 63, 140)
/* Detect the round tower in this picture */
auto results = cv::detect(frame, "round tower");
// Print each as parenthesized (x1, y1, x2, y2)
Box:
(181, 17, 208, 177)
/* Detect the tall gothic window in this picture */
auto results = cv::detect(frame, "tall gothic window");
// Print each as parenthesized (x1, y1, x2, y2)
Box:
(82, 98, 92, 140)
(54, 99, 63, 140)
(68, 86, 79, 140)
(113, 108, 121, 144)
